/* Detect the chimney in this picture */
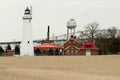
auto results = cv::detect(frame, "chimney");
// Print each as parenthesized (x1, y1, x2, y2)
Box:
(47, 26, 50, 40)
(74, 36, 76, 39)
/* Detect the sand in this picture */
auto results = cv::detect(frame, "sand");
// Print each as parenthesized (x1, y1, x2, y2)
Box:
(0, 55, 120, 80)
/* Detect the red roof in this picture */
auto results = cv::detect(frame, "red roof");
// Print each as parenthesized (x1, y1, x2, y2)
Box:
(80, 40, 98, 50)
(34, 43, 61, 49)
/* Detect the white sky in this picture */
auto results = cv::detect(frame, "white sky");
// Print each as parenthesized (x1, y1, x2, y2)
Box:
(0, 0, 120, 42)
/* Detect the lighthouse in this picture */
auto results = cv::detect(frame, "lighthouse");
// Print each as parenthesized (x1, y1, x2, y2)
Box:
(20, 7, 34, 56)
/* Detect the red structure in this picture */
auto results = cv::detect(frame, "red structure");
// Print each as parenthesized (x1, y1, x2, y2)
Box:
(80, 40, 98, 56)
(34, 43, 61, 53)
(64, 35, 81, 55)
(6, 50, 14, 56)
(34, 26, 62, 55)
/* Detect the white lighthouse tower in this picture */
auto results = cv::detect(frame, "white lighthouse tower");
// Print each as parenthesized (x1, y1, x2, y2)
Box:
(20, 7, 34, 56)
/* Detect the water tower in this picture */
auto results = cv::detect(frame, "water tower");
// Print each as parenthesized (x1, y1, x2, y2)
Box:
(67, 19, 77, 40)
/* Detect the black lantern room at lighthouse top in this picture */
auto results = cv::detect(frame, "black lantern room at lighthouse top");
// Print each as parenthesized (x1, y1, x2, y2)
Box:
(24, 7, 31, 15)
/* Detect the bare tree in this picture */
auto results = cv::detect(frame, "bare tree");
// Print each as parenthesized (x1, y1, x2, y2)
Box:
(107, 27, 117, 39)
(83, 22, 99, 41)
(117, 31, 120, 38)
(78, 31, 88, 42)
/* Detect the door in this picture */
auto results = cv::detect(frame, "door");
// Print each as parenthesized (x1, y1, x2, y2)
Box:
(86, 49, 91, 56)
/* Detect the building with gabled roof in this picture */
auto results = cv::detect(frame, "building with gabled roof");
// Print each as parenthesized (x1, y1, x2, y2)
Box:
(80, 40, 98, 56)
(64, 35, 81, 55)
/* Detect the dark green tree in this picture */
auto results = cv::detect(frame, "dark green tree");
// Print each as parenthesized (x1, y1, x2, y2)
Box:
(109, 38, 120, 54)
(55, 49, 59, 55)
(14, 45, 20, 55)
(6, 44, 11, 50)
(95, 27, 120, 55)
(95, 37, 109, 55)
(48, 48, 53, 55)
(0, 46, 4, 56)
(34, 48, 41, 56)
(107, 27, 120, 54)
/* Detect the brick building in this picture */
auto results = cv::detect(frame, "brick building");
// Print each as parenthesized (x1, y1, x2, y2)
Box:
(64, 35, 81, 55)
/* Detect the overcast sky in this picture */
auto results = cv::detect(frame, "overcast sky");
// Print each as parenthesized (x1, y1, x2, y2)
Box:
(0, 0, 120, 42)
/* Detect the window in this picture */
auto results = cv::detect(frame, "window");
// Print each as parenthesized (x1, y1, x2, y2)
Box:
(76, 50, 78, 54)
(66, 50, 69, 55)
(71, 50, 74, 55)
(67, 50, 69, 53)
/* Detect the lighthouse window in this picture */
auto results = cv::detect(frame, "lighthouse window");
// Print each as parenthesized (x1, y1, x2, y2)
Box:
(28, 41, 30, 44)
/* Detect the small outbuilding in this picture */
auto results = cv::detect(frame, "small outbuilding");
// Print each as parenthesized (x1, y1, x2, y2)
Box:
(80, 40, 98, 56)
(6, 50, 14, 56)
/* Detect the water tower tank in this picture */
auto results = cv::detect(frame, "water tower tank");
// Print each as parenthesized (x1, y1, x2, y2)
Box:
(67, 19, 77, 29)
